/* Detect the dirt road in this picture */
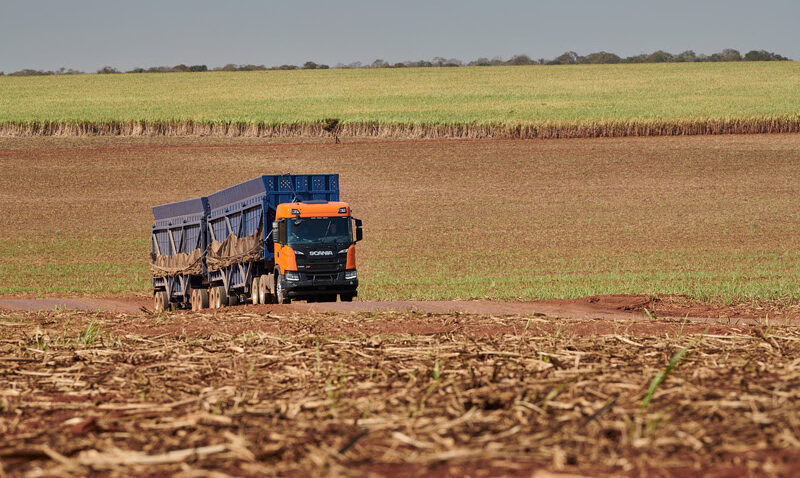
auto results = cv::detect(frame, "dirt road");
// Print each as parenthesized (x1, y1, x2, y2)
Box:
(1, 294, 795, 325)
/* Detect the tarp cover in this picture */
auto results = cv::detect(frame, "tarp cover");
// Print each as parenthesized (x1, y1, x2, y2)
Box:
(150, 249, 203, 278)
(206, 228, 264, 271)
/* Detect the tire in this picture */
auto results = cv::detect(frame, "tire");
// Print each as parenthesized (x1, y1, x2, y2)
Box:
(340, 293, 354, 302)
(214, 286, 228, 308)
(275, 275, 290, 304)
(154, 290, 168, 312)
(191, 289, 198, 311)
(209, 287, 218, 309)
(198, 289, 209, 309)
(251, 276, 261, 305)
(229, 293, 240, 306)
(259, 276, 272, 304)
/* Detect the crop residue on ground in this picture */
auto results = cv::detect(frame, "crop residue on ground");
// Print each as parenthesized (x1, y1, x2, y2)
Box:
(1, 309, 799, 476)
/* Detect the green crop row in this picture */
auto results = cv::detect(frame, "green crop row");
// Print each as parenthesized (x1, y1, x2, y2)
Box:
(0, 63, 798, 128)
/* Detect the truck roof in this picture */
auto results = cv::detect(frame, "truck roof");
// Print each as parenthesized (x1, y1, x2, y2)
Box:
(276, 201, 351, 218)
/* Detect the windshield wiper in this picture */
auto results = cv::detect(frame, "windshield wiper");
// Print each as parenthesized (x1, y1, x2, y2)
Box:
(320, 219, 333, 243)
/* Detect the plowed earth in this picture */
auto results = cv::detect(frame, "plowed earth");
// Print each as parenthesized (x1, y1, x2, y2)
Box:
(1, 134, 799, 301)
(1, 308, 799, 477)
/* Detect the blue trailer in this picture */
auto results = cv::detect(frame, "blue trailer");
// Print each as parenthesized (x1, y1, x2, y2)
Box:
(151, 197, 210, 312)
(151, 173, 361, 311)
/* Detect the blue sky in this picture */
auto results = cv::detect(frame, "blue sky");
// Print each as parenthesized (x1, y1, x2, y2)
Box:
(0, 0, 797, 72)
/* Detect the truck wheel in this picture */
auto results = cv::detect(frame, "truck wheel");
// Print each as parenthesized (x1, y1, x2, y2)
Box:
(251, 277, 261, 305)
(275, 276, 291, 304)
(340, 293, 354, 302)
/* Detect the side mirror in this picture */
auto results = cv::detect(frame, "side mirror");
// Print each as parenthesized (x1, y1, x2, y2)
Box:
(275, 220, 287, 244)
(354, 218, 363, 242)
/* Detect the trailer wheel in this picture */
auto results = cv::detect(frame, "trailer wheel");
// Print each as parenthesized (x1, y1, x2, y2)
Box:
(251, 277, 261, 305)
(275, 276, 291, 304)
(259, 277, 271, 304)
(190, 289, 198, 311)
(213, 286, 228, 308)
(154, 291, 168, 312)
(209, 287, 217, 309)
(198, 289, 209, 309)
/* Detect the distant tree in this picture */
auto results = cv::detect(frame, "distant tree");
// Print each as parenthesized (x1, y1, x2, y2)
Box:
(743, 49, 788, 61)
(548, 51, 579, 65)
(708, 49, 741, 62)
(9, 69, 52, 76)
(215, 64, 238, 72)
(622, 53, 649, 63)
(392, 62, 407, 68)
(578, 51, 621, 64)
(506, 54, 536, 65)
(146, 66, 174, 73)
(318, 64, 329, 69)
(303, 61, 319, 69)
(371, 59, 389, 68)
(646, 50, 673, 63)
(673, 50, 697, 62)
(188, 64, 207, 72)
(469, 57, 492, 66)
(719, 49, 742, 62)
(96, 66, 120, 74)
(127, 67, 146, 73)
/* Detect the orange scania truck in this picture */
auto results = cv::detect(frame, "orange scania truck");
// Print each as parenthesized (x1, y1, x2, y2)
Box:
(150, 174, 363, 311)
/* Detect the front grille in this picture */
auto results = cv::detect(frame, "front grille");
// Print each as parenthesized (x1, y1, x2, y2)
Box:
(296, 255, 345, 274)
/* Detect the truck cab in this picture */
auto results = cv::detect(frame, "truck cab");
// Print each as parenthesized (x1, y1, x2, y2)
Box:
(272, 200, 363, 303)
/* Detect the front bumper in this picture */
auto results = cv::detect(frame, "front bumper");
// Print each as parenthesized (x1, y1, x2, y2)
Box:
(282, 272, 358, 298)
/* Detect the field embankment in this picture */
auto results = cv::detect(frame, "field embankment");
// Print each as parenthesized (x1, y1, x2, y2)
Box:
(1, 63, 798, 139)
(0, 134, 798, 303)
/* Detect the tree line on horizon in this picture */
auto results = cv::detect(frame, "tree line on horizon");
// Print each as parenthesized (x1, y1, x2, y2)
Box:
(1, 48, 790, 76)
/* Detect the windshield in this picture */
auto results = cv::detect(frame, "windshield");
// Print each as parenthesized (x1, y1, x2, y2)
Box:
(288, 217, 352, 245)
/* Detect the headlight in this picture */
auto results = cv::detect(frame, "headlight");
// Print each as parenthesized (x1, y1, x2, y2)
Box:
(285, 271, 300, 281)
(338, 248, 349, 254)
(344, 270, 357, 280)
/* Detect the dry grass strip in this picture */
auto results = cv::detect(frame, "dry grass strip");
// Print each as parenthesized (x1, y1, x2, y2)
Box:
(1, 116, 799, 139)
